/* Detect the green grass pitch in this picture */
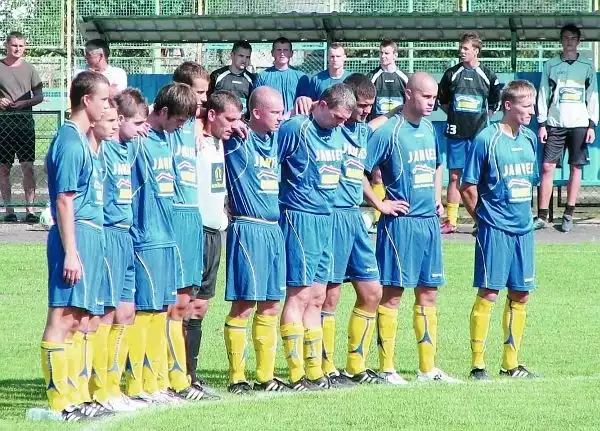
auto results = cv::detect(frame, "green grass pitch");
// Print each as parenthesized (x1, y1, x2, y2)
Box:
(1, 242, 599, 430)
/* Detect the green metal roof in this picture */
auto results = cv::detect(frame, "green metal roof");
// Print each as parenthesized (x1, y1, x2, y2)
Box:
(78, 12, 600, 44)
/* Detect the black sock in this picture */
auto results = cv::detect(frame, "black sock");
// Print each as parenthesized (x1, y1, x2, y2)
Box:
(184, 318, 203, 383)
(538, 208, 549, 221)
(564, 205, 575, 217)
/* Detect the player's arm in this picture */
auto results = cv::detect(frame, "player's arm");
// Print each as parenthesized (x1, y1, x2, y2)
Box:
(55, 192, 81, 285)
(536, 61, 551, 143)
(460, 134, 486, 220)
(11, 83, 43, 110)
(437, 70, 451, 114)
(362, 175, 409, 216)
(208, 70, 218, 96)
(434, 164, 444, 217)
(585, 64, 598, 143)
(487, 70, 502, 117)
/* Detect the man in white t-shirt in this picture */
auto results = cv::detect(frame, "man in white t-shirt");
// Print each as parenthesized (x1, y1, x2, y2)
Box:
(73, 39, 127, 96)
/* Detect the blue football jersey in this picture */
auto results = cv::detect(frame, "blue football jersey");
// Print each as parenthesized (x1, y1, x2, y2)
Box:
(224, 130, 280, 221)
(333, 122, 370, 209)
(170, 119, 198, 207)
(364, 115, 441, 218)
(130, 129, 176, 250)
(462, 123, 538, 234)
(254, 67, 306, 113)
(278, 115, 344, 215)
(298, 70, 352, 100)
(46, 121, 104, 226)
(102, 139, 134, 227)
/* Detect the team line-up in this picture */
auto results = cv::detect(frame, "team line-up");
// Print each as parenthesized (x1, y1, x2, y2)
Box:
(35, 24, 596, 421)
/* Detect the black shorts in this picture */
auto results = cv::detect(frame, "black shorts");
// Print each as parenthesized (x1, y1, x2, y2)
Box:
(191, 226, 222, 300)
(544, 126, 589, 167)
(0, 113, 36, 165)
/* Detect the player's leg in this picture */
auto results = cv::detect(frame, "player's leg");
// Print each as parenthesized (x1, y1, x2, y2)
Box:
(0, 162, 14, 220)
(253, 301, 287, 391)
(225, 300, 255, 394)
(562, 128, 589, 232)
(536, 127, 565, 228)
(501, 229, 536, 378)
(370, 167, 385, 231)
(280, 286, 311, 388)
(321, 284, 341, 378)
(41, 306, 83, 414)
(444, 168, 461, 233)
(88, 308, 113, 405)
(20, 161, 37, 220)
(18, 114, 37, 220)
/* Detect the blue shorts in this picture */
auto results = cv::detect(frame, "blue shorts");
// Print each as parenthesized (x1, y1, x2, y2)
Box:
(47, 221, 105, 313)
(173, 207, 203, 289)
(376, 215, 445, 288)
(133, 246, 178, 311)
(101, 226, 135, 309)
(474, 222, 535, 291)
(446, 137, 473, 170)
(225, 218, 286, 301)
(330, 208, 379, 284)
(280, 208, 332, 287)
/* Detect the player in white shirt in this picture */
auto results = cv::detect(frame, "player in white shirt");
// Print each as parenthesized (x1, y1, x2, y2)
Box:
(535, 24, 599, 232)
(73, 39, 127, 97)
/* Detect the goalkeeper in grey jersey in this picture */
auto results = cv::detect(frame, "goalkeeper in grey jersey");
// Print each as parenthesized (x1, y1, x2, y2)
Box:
(535, 24, 599, 233)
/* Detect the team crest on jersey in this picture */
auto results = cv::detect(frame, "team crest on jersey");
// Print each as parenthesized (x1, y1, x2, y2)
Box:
(116, 178, 132, 202)
(559, 87, 584, 103)
(211, 162, 225, 192)
(318, 164, 341, 188)
(454, 94, 483, 113)
(257, 170, 279, 193)
(378, 98, 403, 114)
(412, 165, 436, 188)
(155, 172, 175, 196)
(507, 178, 532, 202)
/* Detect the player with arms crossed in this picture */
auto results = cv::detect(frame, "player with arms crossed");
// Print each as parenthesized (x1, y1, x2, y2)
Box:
(438, 32, 501, 234)
(461, 80, 539, 381)
(320, 74, 384, 386)
(535, 24, 598, 232)
(279, 84, 356, 391)
(363, 72, 460, 383)
(126, 83, 203, 402)
(42, 71, 109, 421)
(222, 87, 289, 394)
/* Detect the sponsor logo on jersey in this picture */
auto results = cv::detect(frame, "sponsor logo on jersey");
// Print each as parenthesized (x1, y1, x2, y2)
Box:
(407, 148, 436, 164)
(454, 94, 483, 113)
(558, 87, 584, 103)
(412, 164, 436, 188)
(343, 157, 364, 183)
(502, 162, 534, 177)
(211, 162, 225, 193)
(507, 178, 532, 202)
(318, 164, 341, 188)
(257, 169, 279, 193)
(315, 149, 344, 162)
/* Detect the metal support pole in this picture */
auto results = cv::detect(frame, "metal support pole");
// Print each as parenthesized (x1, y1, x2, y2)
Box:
(511, 29, 517, 74)
(153, 0, 162, 74)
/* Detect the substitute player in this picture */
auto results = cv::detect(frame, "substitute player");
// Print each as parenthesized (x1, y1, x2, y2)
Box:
(279, 84, 356, 391)
(42, 71, 109, 421)
(95, 89, 149, 412)
(222, 86, 289, 394)
(254, 37, 306, 116)
(363, 72, 460, 383)
(126, 83, 203, 402)
(461, 80, 539, 380)
(320, 74, 384, 386)
(209, 41, 255, 114)
(438, 32, 501, 233)
(166, 62, 212, 398)
(187, 90, 242, 392)
(535, 24, 598, 232)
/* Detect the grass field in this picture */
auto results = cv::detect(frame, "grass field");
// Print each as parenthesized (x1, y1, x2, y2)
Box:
(1, 241, 600, 430)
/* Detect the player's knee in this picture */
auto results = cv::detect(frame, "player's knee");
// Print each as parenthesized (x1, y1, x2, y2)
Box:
(229, 301, 255, 319)
(380, 286, 402, 308)
(415, 287, 438, 307)
(256, 301, 280, 316)
(477, 288, 499, 303)
(357, 283, 382, 307)
(449, 170, 462, 183)
(541, 162, 555, 175)
(507, 290, 529, 304)
(323, 285, 341, 310)
(191, 299, 209, 319)
(309, 288, 327, 309)
(100, 309, 115, 325)
(569, 164, 582, 175)
(115, 303, 135, 325)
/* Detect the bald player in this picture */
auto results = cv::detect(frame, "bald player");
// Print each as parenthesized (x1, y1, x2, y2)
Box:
(222, 87, 289, 394)
(363, 72, 460, 383)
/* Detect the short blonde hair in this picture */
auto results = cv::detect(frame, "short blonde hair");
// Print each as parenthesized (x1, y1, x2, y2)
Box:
(501, 80, 536, 111)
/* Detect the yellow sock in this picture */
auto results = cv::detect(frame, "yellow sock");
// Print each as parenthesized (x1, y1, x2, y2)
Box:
(89, 323, 111, 403)
(413, 305, 437, 374)
(167, 319, 189, 391)
(502, 299, 527, 371)
(145, 311, 168, 392)
(41, 341, 70, 412)
(224, 315, 249, 384)
(252, 314, 278, 384)
(304, 327, 323, 381)
(346, 307, 376, 376)
(64, 337, 78, 405)
(470, 296, 494, 369)
(281, 322, 304, 383)
(107, 324, 129, 398)
(126, 312, 152, 396)
(377, 305, 398, 372)
(76, 332, 94, 403)
(447, 203, 459, 227)
(321, 312, 336, 375)
(372, 183, 386, 222)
